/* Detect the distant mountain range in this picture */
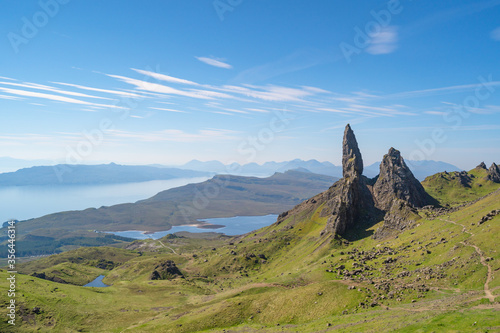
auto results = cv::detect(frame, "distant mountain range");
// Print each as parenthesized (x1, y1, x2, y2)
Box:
(0, 158, 462, 186)
(160, 159, 343, 177)
(169, 159, 462, 181)
(0, 163, 211, 186)
(363, 160, 462, 181)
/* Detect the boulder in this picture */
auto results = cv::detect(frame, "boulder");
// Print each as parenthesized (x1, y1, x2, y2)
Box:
(150, 260, 183, 280)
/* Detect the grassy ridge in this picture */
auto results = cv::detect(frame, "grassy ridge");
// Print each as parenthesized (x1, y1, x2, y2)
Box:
(422, 167, 500, 206)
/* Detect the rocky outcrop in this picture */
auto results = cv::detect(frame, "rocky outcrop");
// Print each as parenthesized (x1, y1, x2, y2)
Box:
(150, 260, 183, 280)
(323, 125, 375, 235)
(342, 124, 363, 178)
(31, 272, 68, 284)
(372, 148, 437, 238)
(320, 125, 437, 238)
(281, 124, 438, 239)
(373, 148, 436, 211)
(477, 162, 487, 169)
(487, 163, 500, 183)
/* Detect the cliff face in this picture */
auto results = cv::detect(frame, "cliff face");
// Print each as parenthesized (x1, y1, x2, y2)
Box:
(321, 125, 437, 238)
(324, 125, 374, 235)
(372, 147, 433, 211)
(487, 163, 500, 183)
(276, 124, 438, 240)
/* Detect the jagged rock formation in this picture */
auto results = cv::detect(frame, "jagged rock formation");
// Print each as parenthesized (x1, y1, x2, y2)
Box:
(487, 163, 500, 183)
(325, 125, 436, 237)
(371, 148, 438, 238)
(150, 260, 183, 280)
(323, 125, 375, 235)
(342, 124, 363, 178)
(372, 148, 436, 210)
(277, 124, 438, 239)
(477, 162, 487, 169)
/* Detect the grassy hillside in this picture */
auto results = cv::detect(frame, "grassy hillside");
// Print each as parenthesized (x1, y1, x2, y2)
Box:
(422, 166, 500, 206)
(2, 170, 336, 257)
(1, 185, 498, 332)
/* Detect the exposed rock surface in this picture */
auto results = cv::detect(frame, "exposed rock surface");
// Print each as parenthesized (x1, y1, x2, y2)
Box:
(487, 163, 500, 183)
(323, 125, 375, 235)
(31, 272, 68, 284)
(277, 124, 438, 239)
(372, 148, 436, 211)
(342, 124, 363, 178)
(372, 148, 438, 238)
(477, 162, 487, 169)
(150, 260, 183, 280)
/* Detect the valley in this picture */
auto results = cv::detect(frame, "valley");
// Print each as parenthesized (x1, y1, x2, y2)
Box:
(0, 125, 498, 332)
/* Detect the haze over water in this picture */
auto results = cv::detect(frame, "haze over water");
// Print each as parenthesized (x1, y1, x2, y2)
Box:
(0, 177, 210, 223)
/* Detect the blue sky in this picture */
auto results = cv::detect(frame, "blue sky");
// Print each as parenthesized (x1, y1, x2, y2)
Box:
(1, 0, 499, 170)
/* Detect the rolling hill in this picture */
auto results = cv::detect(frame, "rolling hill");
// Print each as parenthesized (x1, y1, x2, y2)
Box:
(2, 170, 338, 256)
(0, 125, 498, 332)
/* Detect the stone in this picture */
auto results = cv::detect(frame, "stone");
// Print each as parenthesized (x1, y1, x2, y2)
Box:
(373, 148, 436, 211)
(487, 162, 500, 183)
(278, 124, 438, 239)
(477, 162, 487, 169)
(323, 124, 376, 235)
(150, 260, 183, 280)
(342, 124, 363, 178)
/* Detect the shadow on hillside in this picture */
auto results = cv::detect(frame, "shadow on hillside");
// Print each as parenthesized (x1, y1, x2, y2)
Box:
(341, 209, 385, 242)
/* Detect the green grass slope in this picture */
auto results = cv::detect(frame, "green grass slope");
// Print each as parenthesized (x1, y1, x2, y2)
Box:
(422, 166, 500, 206)
(1, 187, 499, 332)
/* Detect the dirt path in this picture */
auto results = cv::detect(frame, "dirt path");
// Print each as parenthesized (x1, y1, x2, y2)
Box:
(439, 218, 473, 236)
(468, 243, 494, 302)
(439, 218, 494, 302)
(156, 239, 178, 255)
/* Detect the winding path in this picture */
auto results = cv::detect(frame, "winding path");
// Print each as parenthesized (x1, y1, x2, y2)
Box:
(438, 217, 494, 302)
(156, 239, 178, 255)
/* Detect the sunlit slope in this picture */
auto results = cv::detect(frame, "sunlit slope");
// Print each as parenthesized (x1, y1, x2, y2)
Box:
(2, 188, 499, 332)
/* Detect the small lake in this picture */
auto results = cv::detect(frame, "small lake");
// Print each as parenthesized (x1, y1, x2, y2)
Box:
(107, 214, 279, 239)
(0, 177, 210, 222)
(84, 275, 109, 287)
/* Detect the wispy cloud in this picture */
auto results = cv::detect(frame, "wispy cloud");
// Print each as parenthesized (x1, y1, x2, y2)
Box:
(52, 82, 143, 98)
(381, 78, 500, 99)
(245, 108, 271, 113)
(196, 56, 232, 69)
(0, 93, 23, 100)
(231, 48, 331, 84)
(149, 107, 188, 113)
(466, 104, 500, 114)
(0, 81, 113, 100)
(366, 26, 398, 55)
(131, 68, 200, 86)
(107, 74, 214, 100)
(218, 84, 321, 102)
(0, 86, 125, 109)
(491, 27, 500, 41)
(424, 111, 448, 116)
(107, 128, 239, 142)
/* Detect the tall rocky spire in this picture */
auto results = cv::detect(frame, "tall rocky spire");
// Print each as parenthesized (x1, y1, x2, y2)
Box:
(342, 124, 363, 178)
